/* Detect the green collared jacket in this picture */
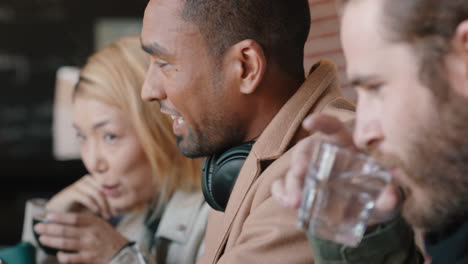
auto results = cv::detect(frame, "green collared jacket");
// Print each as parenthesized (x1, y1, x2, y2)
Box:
(308, 216, 424, 264)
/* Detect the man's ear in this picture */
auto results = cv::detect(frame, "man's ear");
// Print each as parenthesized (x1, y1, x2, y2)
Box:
(228, 39, 267, 95)
(447, 20, 468, 96)
(454, 20, 468, 71)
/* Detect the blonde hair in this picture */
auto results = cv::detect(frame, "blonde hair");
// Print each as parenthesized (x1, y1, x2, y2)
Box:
(74, 35, 201, 206)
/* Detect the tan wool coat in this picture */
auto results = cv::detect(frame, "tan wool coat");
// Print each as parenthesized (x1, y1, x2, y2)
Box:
(198, 60, 355, 264)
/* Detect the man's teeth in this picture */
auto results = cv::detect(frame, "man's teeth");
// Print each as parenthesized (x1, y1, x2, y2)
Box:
(170, 115, 184, 125)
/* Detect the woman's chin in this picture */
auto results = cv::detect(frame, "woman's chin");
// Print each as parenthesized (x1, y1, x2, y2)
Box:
(110, 201, 141, 215)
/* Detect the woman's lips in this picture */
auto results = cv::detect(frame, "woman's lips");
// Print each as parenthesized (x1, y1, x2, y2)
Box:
(101, 185, 121, 197)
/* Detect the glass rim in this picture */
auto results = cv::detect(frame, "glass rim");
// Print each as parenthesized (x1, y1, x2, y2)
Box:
(313, 141, 388, 170)
(30, 198, 48, 208)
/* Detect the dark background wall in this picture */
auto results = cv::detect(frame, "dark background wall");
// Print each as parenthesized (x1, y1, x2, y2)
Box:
(0, 0, 148, 246)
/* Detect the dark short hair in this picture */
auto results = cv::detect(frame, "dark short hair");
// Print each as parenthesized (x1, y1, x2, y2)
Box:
(181, 0, 311, 79)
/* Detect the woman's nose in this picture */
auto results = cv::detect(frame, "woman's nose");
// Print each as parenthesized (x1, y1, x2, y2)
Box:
(84, 142, 109, 174)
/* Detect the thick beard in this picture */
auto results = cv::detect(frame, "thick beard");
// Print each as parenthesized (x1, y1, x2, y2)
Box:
(377, 94, 468, 233)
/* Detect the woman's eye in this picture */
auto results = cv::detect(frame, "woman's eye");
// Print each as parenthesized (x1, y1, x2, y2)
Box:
(368, 83, 383, 91)
(104, 133, 117, 142)
(76, 133, 86, 142)
(366, 80, 387, 92)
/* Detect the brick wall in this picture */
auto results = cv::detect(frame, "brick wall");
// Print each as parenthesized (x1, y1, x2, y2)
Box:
(305, 0, 356, 100)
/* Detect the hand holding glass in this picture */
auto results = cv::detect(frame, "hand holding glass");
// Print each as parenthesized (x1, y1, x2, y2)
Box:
(297, 141, 391, 247)
(30, 199, 60, 255)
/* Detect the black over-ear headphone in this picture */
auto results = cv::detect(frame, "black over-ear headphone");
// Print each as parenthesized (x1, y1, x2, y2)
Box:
(202, 142, 254, 212)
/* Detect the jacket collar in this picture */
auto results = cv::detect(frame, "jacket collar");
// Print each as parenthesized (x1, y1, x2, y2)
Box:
(252, 59, 342, 161)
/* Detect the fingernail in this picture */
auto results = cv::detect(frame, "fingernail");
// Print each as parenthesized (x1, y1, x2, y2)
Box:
(303, 115, 314, 128)
(293, 197, 301, 208)
(288, 196, 300, 208)
(34, 223, 44, 233)
(46, 213, 55, 221)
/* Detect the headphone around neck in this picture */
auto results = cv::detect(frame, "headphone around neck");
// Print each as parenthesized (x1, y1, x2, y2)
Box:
(202, 142, 254, 212)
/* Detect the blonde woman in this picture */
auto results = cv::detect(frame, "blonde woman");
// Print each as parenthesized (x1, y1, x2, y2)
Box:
(22, 36, 209, 264)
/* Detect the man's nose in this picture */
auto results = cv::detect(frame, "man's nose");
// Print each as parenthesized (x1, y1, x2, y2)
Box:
(141, 65, 166, 102)
(353, 106, 384, 151)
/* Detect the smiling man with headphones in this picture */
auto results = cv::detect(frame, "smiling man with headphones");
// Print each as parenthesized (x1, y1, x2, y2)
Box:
(141, 0, 355, 263)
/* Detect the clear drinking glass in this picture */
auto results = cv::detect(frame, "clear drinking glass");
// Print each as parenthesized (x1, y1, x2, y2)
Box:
(297, 141, 391, 247)
(30, 199, 60, 255)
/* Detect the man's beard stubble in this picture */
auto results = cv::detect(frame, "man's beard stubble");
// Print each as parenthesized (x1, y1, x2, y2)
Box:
(373, 93, 468, 233)
(176, 69, 246, 158)
(175, 116, 243, 158)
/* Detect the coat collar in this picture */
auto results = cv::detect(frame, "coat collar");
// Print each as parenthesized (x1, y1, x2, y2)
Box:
(252, 59, 342, 161)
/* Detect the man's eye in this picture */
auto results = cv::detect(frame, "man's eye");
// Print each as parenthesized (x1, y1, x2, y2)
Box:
(156, 60, 169, 68)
